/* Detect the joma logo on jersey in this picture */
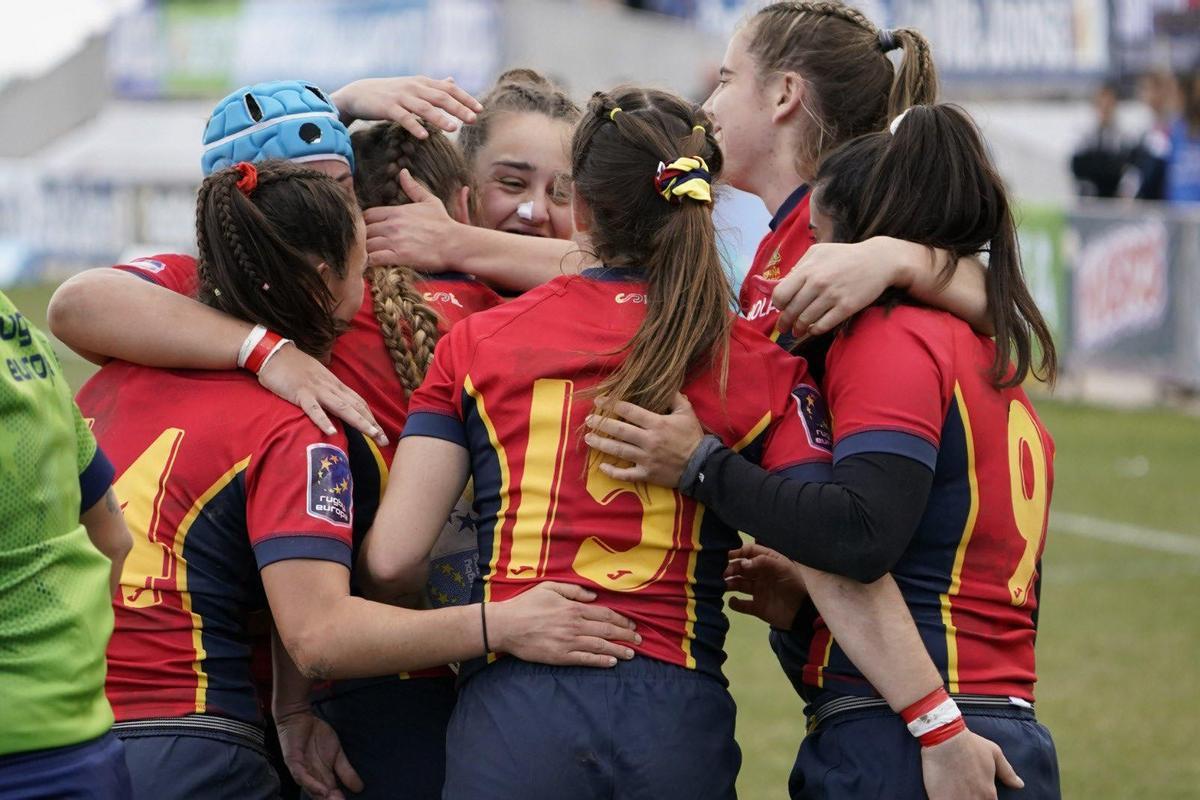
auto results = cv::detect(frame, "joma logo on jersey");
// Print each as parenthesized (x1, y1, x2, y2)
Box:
(306, 444, 352, 527)
(615, 293, 647, 304)
(423, 291, 464, 308)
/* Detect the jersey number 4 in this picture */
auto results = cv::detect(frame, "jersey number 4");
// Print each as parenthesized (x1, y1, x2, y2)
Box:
(113, 429, 185, 607)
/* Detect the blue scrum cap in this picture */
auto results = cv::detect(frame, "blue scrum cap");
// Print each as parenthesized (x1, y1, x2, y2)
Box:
(201, 80, 355, 176)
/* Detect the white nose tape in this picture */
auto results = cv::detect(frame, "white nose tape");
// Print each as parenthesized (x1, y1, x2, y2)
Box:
(517, 201, 535, 221)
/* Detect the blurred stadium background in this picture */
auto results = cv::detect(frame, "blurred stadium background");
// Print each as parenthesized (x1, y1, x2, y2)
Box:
(2, 1, 1198, 797)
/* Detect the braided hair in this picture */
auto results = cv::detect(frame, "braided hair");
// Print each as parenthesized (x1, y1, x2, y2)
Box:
(195, 160, 359, 359)
(458, 69, 581, 166)
(745, 1, 938, 178)
(351, 120, 472, 394)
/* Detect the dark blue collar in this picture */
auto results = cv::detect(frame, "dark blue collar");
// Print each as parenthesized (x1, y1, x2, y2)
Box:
(581, 266, 648, 282)
(770, 185, 810, 231)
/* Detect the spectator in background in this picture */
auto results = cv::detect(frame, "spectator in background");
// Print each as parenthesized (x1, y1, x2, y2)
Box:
(1166, 69, 1200, 203)
(1071, 80, 1129, 198)
(1123, 70, 1177, 200)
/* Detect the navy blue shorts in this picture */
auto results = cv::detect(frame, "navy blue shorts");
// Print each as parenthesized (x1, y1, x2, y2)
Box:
(444, 657, 741, 800)
(0, 731, 132, 800)
(790, 704, 1061, 800)
(115, 718, 280, 800)
(309, 676, 457, 800)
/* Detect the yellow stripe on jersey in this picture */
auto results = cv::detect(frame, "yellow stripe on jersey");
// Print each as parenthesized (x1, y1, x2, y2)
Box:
(817, 636, 835, 690)
(464, 376, 509, 613)
(681, 508, 705, 670)
(175, 456, 251, 713)
(509, 379, 574, 579)
(681, 412, 774, 668)
(366, 436, 389, 493)
(940, 384, 980, 693)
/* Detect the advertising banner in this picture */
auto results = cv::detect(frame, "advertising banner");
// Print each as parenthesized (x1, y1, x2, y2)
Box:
(1016, 204, 1070, 349)
(110, 0, 500, 99)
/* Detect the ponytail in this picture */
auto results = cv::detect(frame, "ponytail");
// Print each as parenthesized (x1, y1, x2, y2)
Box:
(195, 160, 358, 359)
(351, 120, 465, 392)
(572, 88, 734, 414)
(746, 2, 939, 174)
(886, 27, 939, 120)
(814, 104, 1057, 387)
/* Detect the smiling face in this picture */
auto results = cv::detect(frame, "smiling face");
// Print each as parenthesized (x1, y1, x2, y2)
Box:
(471, 111, 574, 239)
(703, 26, 779, 194)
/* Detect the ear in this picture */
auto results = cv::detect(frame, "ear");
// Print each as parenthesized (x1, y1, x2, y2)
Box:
(452, 185, 472, 224)
(771, 72, 806, 125)
(570, 188, 591, 234)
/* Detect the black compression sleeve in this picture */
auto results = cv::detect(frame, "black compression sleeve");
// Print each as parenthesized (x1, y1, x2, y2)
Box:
(690, 448, 933, 583)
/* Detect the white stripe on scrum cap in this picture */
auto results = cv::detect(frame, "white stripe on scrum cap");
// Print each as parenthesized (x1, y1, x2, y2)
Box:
(203, 111, 341, 152)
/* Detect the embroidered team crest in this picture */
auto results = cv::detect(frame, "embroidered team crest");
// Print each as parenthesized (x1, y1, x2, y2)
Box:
(762, 248, 783, 281)
(792, 385, 833, 451)
(306, 444, 353, 527)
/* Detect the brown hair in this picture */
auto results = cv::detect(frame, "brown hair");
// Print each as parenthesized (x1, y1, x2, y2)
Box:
(350, 120, 460, 394)
(195, 160, 358, 359)
(746, 1, 938, 176)
(813, 105, 1057, 387)
(458, 69, 581, 166)
(572, 87, 734, 415)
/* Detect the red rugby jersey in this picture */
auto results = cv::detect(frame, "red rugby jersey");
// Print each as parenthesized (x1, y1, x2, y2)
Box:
(109, 256, 489, 686)
(800, 305, 1054, 701)
(404, 267, 833, 682)
(417, 271, 504, 330)
(738, 186, 813, 344)
(78, 362, 355, 723)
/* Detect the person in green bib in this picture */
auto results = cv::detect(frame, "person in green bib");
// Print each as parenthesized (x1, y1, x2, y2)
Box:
(0, 289, 134, 798)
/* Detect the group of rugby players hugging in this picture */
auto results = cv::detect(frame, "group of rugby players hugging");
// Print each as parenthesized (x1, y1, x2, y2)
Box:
(29, 3, 1064, 799)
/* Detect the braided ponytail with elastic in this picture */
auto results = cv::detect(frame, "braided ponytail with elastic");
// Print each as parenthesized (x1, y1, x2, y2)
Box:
(351, 120, 486, 391)
(366, 265, 441, 394)
(195, 159, 358, 359)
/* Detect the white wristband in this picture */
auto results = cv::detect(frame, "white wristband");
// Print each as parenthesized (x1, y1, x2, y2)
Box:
(257, 337, 292, 374)
(905, 698, 962, 738)
(237, 324, 268, 369)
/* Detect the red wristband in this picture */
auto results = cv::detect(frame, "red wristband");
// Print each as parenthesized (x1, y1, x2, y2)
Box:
(919, 716, 967, 748)
(901, 686, 965, 748)
(900, 687, 950, 724)
(243, 330, 285, 374)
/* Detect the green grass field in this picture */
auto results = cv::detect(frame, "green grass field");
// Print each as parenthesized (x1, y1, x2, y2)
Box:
(7, 282, 1198, 799)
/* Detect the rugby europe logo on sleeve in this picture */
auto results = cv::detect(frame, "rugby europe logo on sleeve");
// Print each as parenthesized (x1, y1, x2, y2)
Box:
(792, 385, 833, 451)
(306, 444, 353, 527)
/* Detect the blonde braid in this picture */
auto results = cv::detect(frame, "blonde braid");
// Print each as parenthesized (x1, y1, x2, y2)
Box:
(366, 265, 442, 394)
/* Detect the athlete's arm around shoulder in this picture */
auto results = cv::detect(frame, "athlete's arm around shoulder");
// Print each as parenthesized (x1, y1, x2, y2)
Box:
(772, 238, 992, 341)
(358, 320, 474, 601)
(47, 260, 385, 444)
(364, 170, 585, 291)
